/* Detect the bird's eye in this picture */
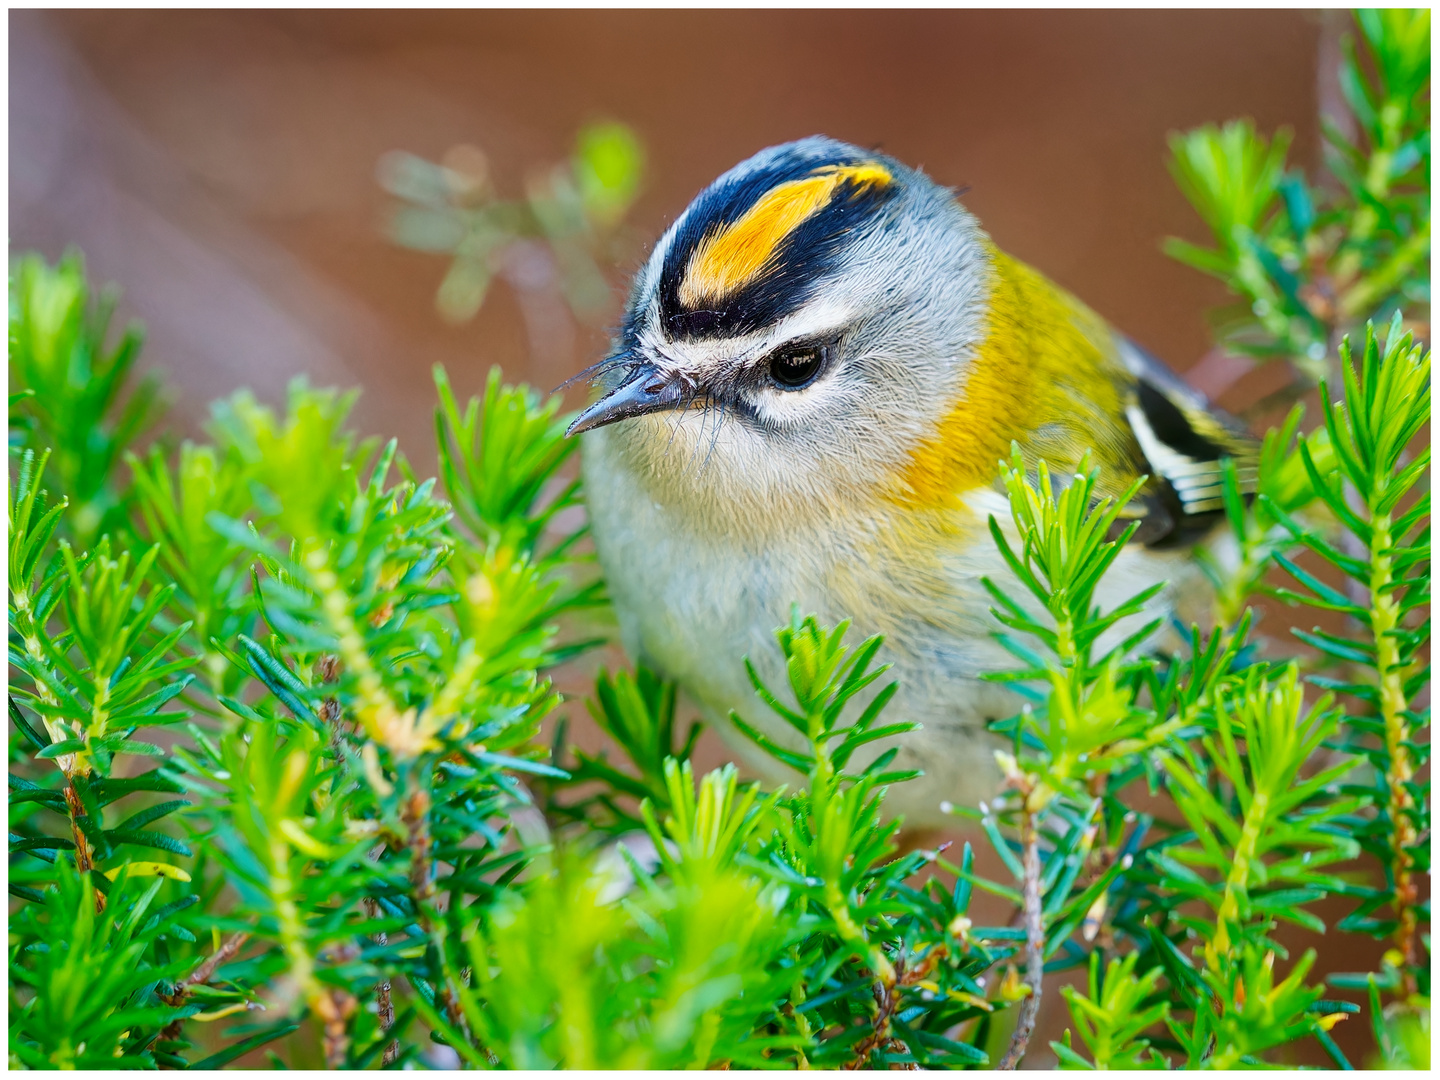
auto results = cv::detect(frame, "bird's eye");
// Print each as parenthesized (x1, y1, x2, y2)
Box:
(767, 343, 826, 390)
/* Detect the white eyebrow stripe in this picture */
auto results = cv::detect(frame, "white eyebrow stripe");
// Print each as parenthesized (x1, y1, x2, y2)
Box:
(767, 296, 859, 345)
(637, 294, 859, 378)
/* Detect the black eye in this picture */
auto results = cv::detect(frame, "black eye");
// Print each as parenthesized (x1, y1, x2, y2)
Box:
(767, 344, 826, 390)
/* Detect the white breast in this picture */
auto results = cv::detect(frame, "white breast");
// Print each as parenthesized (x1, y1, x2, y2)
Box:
(581, 430, 1195, 826)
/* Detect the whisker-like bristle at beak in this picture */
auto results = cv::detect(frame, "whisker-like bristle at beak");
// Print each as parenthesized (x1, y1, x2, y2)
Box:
(551, 352, 637, 396)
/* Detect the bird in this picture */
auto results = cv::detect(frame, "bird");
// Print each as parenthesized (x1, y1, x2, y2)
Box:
(566, 136, 1258, 825)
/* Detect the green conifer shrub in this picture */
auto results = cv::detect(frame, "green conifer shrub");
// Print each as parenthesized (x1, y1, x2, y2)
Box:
(7, 9, 1428, 1070)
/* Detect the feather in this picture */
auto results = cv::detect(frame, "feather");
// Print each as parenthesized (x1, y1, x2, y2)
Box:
(904, 251, 1259, 550)
(1117, 338, 1260, 544)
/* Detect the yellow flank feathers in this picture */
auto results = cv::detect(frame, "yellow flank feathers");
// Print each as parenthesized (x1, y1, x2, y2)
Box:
(899, 246, 1142, 507)
(679, 163, 891, 307)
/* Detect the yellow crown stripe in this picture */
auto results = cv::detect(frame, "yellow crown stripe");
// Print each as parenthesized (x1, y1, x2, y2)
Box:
(679, 163, 891, 307)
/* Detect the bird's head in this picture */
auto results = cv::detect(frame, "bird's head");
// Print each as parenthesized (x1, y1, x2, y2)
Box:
(568, 136, 993, 528)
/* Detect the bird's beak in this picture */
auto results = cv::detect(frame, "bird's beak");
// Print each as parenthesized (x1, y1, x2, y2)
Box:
(564, 362, 689, 437)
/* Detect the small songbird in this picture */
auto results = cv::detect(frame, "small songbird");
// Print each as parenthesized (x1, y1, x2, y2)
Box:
(568, 136, 1258, 825)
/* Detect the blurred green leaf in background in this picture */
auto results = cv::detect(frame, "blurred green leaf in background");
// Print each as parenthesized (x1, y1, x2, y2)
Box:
(378, 121, 644, 327)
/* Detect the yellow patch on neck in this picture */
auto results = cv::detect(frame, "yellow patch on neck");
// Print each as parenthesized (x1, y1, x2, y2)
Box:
(899, 246, 1133, 507)
(679, 163, 891, 308)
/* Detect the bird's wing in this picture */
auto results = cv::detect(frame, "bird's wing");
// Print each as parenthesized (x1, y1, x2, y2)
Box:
(925, 251, 1260, 549)
(1113, 337, 1260, 548)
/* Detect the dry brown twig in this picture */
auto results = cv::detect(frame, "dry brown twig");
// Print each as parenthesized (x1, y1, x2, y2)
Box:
(182, 932, 252, 991)
(308, 986, 359, 1068)
(996, 802, 1044, 1071)
(158, 932, 253, 1045)
(841, 943, 949, 1070)
(362, 895, 400, 1066)
(61, 782, 105, 912)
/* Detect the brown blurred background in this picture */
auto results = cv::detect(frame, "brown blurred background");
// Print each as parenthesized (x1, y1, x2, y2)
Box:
(15, 9, 1382, 1068)
(12, 9, 1328, 448)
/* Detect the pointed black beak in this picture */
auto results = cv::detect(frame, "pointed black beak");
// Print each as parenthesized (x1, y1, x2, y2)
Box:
(565, 362, 690, 437)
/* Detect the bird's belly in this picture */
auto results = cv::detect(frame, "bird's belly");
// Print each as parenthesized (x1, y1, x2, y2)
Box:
(581, 437, 1192, 827)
